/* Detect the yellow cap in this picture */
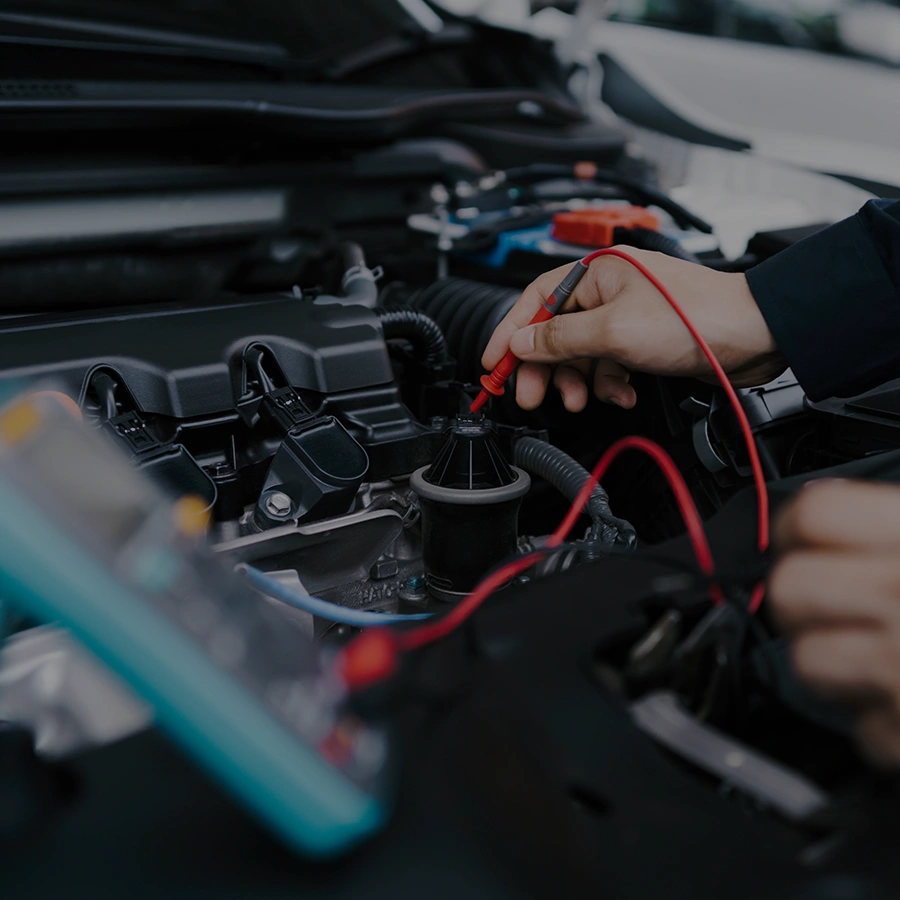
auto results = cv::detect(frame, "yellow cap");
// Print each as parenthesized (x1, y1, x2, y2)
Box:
(173, 495, 212, 537)
(0, 400, 42, 446)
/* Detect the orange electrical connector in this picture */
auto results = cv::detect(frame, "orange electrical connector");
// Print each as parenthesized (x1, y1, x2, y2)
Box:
(552, 206, 660, 249)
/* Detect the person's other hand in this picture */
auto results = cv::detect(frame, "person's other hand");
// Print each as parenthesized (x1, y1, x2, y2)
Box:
(481, 248, 786, 412)
(770, 480, 900, 767)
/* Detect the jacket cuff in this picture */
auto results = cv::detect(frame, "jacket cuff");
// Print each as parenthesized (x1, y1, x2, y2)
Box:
(747, 211, 900, 401)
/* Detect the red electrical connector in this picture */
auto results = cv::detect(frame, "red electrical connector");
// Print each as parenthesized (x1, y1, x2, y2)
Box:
(336, 629, 400, 693)
(551, 206, 660, 249)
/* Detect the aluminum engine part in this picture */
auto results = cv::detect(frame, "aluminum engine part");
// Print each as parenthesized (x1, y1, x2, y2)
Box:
(216, 481, 425, 618)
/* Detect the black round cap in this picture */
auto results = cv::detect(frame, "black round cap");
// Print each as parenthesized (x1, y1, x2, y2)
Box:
(423, 416, 517, 490)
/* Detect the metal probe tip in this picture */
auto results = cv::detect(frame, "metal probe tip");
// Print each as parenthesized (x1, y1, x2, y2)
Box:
(470, 390, 490, 413)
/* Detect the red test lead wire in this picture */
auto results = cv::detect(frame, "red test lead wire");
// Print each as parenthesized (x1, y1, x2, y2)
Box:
(338, 436, 722, 688)
(473, 248, 769, 610)
(394, 435, 722, 656)
(339, 250, 773, 690)
(578, 249, 769, 613)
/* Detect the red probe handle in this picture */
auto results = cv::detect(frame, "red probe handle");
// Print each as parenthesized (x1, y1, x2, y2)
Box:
(470, 306, 554, 412)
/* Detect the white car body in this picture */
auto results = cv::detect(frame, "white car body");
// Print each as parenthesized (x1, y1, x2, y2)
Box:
(531, 10, 900, 191)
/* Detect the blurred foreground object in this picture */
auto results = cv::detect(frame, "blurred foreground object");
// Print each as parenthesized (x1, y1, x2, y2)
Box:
(0, 389, 388, 856)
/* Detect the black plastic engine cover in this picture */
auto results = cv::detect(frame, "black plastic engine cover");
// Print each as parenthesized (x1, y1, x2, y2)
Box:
(0, 296, 394, 419)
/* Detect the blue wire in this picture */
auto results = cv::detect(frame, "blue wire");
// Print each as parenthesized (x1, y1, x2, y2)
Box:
(238, 564, 433, 627)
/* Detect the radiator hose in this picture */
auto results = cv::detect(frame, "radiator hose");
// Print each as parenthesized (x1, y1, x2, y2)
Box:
(513, 437, 637, 547)
(374, 307, 448, 368)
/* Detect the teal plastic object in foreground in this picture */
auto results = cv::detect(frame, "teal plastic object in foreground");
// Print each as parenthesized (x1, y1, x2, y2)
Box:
(0, 397, 386, 857)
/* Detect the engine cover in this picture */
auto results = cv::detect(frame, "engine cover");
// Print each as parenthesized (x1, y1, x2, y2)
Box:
(0, 296, 394, 418)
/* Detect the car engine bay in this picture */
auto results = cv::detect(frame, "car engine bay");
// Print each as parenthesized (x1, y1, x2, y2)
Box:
(1, 20, 900, 895)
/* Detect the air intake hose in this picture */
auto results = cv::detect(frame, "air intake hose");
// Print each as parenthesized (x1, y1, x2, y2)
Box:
(407, 278, 519, 384)
(513, 437, 637, 547)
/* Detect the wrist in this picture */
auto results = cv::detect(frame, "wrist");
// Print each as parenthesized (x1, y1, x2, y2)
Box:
(720, 273, 787, 386)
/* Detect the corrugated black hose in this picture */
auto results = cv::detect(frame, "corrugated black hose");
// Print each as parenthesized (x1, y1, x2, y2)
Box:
(406, 278, 519, 385)
(374, 307, 448, 369)
(514, 436, 637, 548)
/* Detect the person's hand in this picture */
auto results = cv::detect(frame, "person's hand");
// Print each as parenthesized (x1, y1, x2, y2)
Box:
(481, 248, 786, 412)
(769, 480, 900, 768)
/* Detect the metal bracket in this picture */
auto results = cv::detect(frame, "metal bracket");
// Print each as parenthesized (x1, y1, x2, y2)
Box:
(632, 691, 830, 822)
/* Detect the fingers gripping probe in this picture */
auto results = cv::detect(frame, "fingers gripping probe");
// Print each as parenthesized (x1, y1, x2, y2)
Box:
(470, 258, 591, 413)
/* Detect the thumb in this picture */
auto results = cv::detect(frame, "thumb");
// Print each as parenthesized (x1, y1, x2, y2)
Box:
(509, 307, 612, 364)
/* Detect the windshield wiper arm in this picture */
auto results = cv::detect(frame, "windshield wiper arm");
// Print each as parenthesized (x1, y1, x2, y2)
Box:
(0, 8, 467, 82)
(316, 22, 473, 81)
(0, 11, 308, 74)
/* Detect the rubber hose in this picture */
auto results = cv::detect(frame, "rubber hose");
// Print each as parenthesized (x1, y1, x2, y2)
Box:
(408, 279, 519, 384)
(90, 371, 120, 420)
(614, 226, 704, 264)
(374, 307, 448, 368)
(514, 437, 637, 547)
(443, 283, 499, 373)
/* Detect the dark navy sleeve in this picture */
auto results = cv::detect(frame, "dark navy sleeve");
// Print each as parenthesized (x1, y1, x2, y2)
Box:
(746, 200, 900, 401)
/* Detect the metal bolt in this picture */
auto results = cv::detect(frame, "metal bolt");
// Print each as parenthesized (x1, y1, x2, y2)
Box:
(264, 492, 293, 518)
(399, 575, 428, 606)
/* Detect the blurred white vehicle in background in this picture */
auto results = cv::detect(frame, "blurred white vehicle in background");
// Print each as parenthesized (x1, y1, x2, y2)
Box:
(436, 0, 900, 195)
